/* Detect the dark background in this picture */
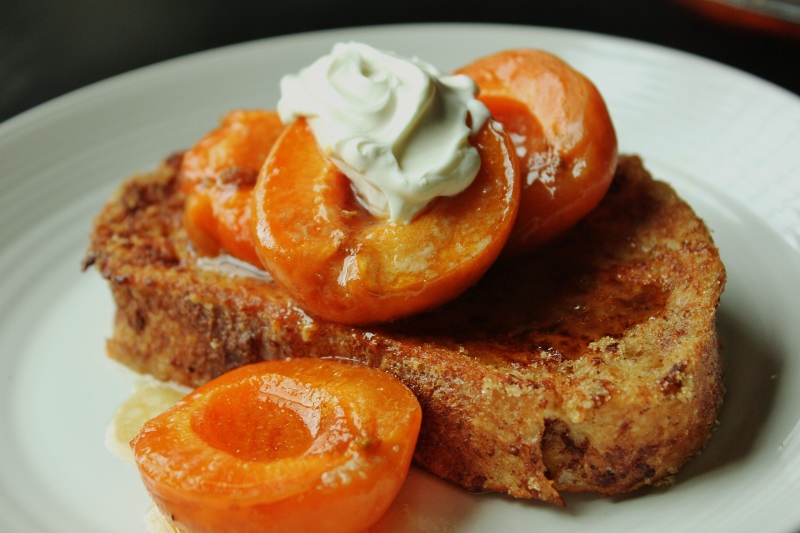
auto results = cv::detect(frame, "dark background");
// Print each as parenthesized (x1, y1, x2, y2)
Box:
(2, 0, 800, 124)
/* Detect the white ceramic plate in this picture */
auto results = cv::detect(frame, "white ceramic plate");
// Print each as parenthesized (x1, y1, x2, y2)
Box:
(1, 23, 799, 533)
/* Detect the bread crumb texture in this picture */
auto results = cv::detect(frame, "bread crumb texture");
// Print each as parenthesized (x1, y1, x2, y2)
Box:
(88, 155, 724, 505)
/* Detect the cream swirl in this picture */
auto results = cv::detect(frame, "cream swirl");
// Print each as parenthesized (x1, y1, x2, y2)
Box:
(277, 42, 489, 223)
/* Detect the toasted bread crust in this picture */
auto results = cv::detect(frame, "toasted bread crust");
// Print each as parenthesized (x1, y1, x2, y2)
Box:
(87, 155, 725, 505)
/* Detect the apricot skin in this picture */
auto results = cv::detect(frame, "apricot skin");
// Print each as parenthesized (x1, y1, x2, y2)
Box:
(132, 359, 421, 533)
(456, 49, 618, 256)
(180, 110, 284, 267)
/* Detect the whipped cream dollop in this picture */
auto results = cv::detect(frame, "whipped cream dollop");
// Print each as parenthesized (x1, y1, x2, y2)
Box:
(277, 42, 490, 223)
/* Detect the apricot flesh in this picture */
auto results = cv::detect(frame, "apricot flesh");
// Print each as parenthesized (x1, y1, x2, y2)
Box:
(456, 49, 618, 255)
(180, 110, 284, 267)
(252, 118, 520, 325)
(132, 359, 421, 533)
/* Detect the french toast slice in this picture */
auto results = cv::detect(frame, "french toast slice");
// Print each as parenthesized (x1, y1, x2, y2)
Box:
(86, 155, 725, 505)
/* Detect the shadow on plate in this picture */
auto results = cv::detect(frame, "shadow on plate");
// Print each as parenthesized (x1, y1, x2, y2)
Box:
(608, 304, 783, 505)
(676, 306, 781, 476)
(369, 467, 484, 532)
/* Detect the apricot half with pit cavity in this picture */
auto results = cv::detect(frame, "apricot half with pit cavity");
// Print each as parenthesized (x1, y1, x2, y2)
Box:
(132, 359, 422, 533)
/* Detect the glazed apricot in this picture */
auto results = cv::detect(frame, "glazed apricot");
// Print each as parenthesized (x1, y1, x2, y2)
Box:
(252, 118, 520, 325)
(180, 110, 285, 267)
(132, 358, 422, 533)
(456, 49, 618, 256)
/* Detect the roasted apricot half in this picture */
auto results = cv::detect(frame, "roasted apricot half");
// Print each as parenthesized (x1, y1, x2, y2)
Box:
(456, 49, 618, 256)
(132, 358, 422, 533)
(180, 109, 285, 267)
(252, 118, 520, 325)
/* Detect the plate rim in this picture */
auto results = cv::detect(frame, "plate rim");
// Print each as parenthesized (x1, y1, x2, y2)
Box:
(2, 21, 800, 138)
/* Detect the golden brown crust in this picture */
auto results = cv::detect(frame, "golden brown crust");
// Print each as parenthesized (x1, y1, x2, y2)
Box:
(87, 155, 725, 505)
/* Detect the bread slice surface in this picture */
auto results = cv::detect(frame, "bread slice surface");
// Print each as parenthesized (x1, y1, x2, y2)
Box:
(86, 155, 725, 505)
